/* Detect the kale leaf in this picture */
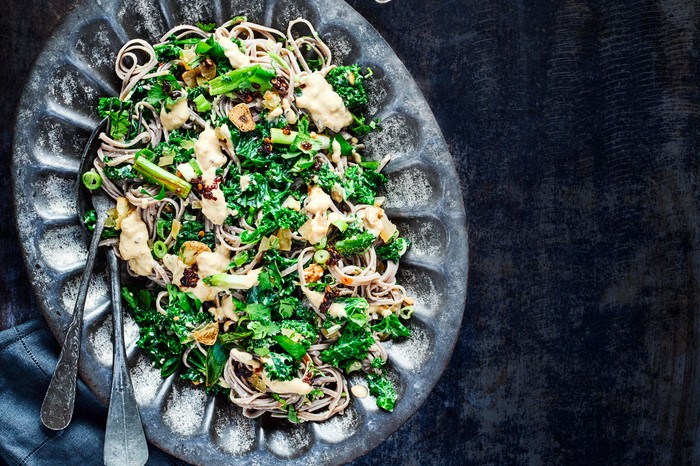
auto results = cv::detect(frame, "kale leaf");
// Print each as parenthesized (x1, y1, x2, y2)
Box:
(174, 220, 215, 253)
(121, 287, 185, 377)
(320, 322, 375, 368)
(97, 97, 132, 140)
(264, 352, 296, 381)
(366, 373, 397, 412)
(325, 65, 368, 109)
(343, 165, 387, 205)
(334, 230, 375, 256)
(376, 237, 410, 262)
(370, 314, 411, 338)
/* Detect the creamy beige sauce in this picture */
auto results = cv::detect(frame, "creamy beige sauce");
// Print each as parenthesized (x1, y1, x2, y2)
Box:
(195, 126, 227, 182)
(118, 210, 153, 277)
(305, 186, 333, 215)
(194, 126, 231, 225)
(362, 206, 397, 242)
(296, 73, 353, 133)
(302, 287, 346, 318)
(163, 247, 231, 302)
(331, 139, 342, 165)
(298, 214, 330, 245)
(218, 35, 251, 69)
(261, 372, 313, 395)
(201, 187, 229, 225)
(240, 174, 251, 191)
(160, 98, 190, 131)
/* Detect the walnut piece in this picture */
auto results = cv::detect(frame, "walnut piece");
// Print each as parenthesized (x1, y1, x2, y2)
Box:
(303, 264, 324, 283)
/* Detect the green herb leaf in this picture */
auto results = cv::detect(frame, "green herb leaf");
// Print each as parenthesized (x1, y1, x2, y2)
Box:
(366, 373, 397, 412)
(205, 340, 228, 387)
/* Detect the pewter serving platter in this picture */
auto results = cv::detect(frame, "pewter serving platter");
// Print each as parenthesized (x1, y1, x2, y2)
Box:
(11, 0, 468, 463)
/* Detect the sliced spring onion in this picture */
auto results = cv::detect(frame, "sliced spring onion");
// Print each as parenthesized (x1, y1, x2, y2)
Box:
(133, 156, 192, 199)
(193, 93, 211, 112)
(270, 127, 330, 149)
(399, 306, 414, 319)
(82, 170, 102, 190)
(313, 249, 330, 265)
(230, 250, 250, 268)
(269, 51, 290, 70)
(188, 159, 203, 176)
(152, 240, 168, 258)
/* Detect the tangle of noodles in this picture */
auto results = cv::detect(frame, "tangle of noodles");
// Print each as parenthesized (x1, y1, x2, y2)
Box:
(90, 16, 414, 423)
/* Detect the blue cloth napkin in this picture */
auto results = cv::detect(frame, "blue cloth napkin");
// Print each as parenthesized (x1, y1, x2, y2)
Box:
(0, 319, 189, 466)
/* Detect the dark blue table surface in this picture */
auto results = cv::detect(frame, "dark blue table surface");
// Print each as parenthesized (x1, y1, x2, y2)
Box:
(3, 0, 700, 464)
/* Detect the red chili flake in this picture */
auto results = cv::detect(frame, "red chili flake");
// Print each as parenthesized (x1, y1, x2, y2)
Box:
(271, 76, 289, 94)
(302, 372, 313, 385)
(181, 264, 199, 288)
(319, 286, 339, 313)
(282, 126, 292, 136)
(301, 141, 313, 152)
(326, 248, 341, 267)
(191, 176, 220, 200)
(238, 90, 255, 103)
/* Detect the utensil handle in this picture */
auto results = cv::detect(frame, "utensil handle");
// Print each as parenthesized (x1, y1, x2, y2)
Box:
(40, 219, 105, 430)
(104, 249, 149, 466)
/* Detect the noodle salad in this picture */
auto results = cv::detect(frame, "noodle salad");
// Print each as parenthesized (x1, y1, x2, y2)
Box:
(83, 16, 414, 423)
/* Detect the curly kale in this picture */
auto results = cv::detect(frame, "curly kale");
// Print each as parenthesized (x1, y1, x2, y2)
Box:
(121, 287, 185, 377)
(264, 352, 296, 381)
(320, 322, 375, 368)
(326, 65, 368, 109)
(366, 373, 397, 412)
(376, 237, 410, 262)
(343, 165, 387, 205)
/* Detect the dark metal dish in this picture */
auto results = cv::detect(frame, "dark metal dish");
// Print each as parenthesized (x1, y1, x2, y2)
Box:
(11, 0, 468, 463)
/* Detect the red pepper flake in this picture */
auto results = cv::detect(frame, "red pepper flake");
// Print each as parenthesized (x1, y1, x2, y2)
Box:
(191, 176, 220, 201)
(319, 285, 339, 313)
(326, 247, 341, 267)
(271, 76, 290, 94)
(181, 264, 199, 288)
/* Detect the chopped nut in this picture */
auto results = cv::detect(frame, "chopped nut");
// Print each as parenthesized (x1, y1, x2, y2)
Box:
(228, 103, 256, 132)
(192, 321, 219, 346)
(303, 264, 324, 283)
(180, 240, 212, 265)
